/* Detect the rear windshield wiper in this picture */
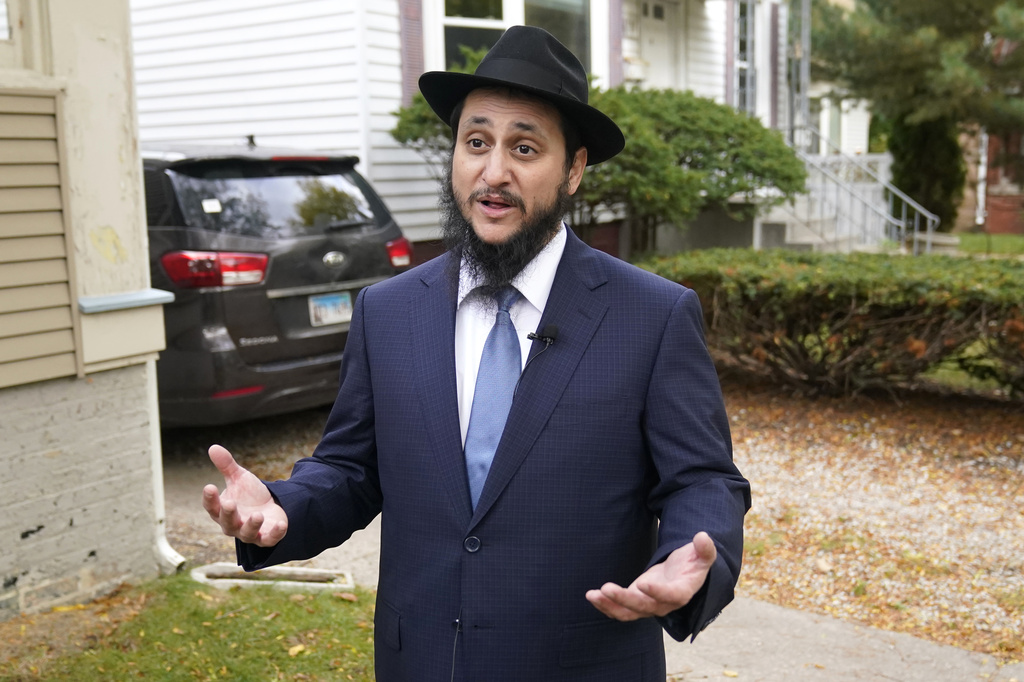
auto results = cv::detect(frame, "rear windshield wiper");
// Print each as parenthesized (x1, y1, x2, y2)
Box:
(323, 218, 376, 231)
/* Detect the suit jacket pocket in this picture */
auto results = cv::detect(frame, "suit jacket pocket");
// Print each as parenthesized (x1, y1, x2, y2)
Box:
(559, 618, 658, 667)
(375, 599, 402, 652)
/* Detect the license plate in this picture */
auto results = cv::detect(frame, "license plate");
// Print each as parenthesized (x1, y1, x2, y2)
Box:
(308, 292, 352, 327)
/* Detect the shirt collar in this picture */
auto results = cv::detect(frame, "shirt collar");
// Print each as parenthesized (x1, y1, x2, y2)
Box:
(457, 223, 567, 311)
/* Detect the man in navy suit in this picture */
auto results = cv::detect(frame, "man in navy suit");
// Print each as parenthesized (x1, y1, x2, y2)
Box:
(203, 25, 750, 681)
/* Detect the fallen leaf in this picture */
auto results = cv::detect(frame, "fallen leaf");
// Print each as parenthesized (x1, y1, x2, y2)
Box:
(288, 643, 306, 657)
(334, 592, 359, 602)
(724, 670, 739, 678)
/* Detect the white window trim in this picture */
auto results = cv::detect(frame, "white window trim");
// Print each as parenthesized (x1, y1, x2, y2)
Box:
(422, 0, 609, 86)
(734, 0, 756, 115)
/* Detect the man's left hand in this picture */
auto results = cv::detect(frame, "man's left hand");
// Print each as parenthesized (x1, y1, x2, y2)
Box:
(586, 531, 717, 621)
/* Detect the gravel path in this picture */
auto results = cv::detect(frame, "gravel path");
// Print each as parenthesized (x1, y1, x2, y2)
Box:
(161, 376, 1024, 664)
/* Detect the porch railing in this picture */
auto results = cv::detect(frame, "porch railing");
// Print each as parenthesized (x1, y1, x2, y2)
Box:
(788, 125, 941, 254)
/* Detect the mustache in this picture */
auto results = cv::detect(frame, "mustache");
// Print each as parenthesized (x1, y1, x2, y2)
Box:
(467, 187, 526, 213)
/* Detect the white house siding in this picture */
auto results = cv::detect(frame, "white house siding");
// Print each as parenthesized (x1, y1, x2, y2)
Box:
(131, 0, 441, 244)
(620, 0, 728, 102)
(841, 99, 871, 155)
(683, 0, 728, 102)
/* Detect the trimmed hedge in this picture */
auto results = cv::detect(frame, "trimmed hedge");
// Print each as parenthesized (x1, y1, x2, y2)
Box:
(639, 249, 1024, 397)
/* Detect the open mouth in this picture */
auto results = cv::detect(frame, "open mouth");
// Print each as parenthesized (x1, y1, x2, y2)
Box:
(481, 198, 512, 210)
(471, 189, 525, 214)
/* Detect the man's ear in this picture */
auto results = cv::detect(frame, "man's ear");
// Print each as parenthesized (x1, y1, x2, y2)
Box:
(566, 147, 588, 195)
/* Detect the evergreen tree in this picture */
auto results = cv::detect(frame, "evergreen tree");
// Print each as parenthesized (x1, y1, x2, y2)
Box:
(812, 0, 1024, 230)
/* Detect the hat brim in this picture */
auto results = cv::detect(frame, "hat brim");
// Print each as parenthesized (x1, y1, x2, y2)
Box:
(419, 71, 625, 166)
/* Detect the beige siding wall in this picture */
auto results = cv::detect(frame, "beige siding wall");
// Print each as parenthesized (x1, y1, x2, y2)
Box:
(0, 91, 81, 389)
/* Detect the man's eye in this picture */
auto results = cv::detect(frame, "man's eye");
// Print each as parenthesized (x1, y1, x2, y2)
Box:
(517, 145, 534, 155)
(468, 138, 485, 148)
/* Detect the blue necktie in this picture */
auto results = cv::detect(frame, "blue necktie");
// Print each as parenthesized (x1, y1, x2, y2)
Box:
(464, 286, 522, 509)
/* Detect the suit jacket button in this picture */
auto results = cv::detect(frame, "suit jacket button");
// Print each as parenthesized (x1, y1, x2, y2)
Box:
(463, 536, 481, 553)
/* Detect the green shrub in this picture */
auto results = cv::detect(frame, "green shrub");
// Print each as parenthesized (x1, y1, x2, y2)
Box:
(639, 249, 1024, 397)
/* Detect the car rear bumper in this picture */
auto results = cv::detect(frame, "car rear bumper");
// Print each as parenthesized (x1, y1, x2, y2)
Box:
(156, 348, 343, 427)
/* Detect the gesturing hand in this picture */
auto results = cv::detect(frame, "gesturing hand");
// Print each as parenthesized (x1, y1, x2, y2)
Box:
(202, 444, 288, 548)
(585, 532, 717, 621)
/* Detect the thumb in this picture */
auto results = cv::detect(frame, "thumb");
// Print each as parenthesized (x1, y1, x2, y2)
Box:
(208, 444, 242, 480)
(692, 531, 718, 566)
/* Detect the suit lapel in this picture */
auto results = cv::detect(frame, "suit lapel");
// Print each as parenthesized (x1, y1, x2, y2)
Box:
(470, 231, 609, 527)
(409, 256, 475, 523)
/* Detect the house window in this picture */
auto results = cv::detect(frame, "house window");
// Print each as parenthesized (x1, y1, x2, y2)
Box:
(735, 0, 756, 114)
(444, 0, 505, 68)
(524, 0, 589, 70)
(438, 0, 590, 71)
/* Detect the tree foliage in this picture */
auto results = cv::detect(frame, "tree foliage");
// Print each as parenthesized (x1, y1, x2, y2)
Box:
(391, 52, 806, 252)
(811, 0, 1024, 231)
(888, 116, 965, 229)
(580, 87, 806, 252)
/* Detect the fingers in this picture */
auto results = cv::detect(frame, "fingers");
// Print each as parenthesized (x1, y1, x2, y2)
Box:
(587, 583, 659, 621)
(202, 483, 222, 519)
(589, 532, 719, 621)
(214, 494, 264, 544)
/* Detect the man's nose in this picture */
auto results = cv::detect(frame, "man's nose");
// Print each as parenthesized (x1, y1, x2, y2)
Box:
(481, 150, 511, 186)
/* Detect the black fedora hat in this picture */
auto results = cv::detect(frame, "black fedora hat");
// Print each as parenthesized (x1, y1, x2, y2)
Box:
(418, 25, 625, 166)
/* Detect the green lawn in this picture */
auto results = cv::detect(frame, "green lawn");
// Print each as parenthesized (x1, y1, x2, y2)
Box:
(957, 232, 1024, 255)
(1, 573, 377, 682)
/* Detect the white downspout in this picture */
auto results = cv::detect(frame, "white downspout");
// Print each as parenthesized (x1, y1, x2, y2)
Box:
(146, 358, 187, 573)
(976, 128, 989, 229)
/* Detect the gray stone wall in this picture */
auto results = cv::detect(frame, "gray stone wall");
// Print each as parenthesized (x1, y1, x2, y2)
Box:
(0, 365, 160, 619)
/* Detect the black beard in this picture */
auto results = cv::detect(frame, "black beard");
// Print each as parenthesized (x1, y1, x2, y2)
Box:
(439, 160, 573, 296)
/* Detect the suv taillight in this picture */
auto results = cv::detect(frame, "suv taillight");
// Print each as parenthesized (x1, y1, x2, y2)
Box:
(160, 251, 269, 288)
(386, 237, 413, 269)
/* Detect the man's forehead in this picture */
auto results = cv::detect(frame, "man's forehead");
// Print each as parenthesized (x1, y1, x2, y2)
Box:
(459, 88, 563, 129)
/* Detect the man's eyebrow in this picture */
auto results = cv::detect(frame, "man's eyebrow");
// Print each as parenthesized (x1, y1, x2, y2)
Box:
(513, 121, 540, 133)
(463, 116, 542, 135)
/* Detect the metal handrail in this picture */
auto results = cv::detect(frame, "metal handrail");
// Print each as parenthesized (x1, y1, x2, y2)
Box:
(792, 124, 940, 253)
(797, 151, 902, 228)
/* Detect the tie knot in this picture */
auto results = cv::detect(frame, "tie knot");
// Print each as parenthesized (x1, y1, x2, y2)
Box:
(493, 286, 520, 313)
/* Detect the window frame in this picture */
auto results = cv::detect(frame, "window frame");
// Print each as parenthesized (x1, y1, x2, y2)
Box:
(734, 0, 757, 115)
(421, 0, 609, 86)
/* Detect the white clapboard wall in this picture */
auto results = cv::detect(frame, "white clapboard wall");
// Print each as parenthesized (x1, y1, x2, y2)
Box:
(130, 0, 440, 242)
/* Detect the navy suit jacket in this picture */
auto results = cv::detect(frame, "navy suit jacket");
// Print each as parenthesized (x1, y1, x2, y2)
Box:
(239, 230, 750, 681)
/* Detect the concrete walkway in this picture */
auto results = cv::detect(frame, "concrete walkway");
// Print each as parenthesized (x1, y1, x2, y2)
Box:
(302, 517, 1024, 682)
(165, 463, 1023, 682)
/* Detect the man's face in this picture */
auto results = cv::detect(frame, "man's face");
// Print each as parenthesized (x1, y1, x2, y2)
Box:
(451, 88, 587, 245)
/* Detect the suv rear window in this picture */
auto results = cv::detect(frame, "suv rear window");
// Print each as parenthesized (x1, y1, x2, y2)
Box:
(165, 159, 387, 238)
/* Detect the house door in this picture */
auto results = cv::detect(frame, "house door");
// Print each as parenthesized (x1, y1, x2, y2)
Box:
(639, 0, 679, 89)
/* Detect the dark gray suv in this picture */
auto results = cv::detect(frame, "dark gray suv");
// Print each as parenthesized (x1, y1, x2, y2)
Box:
(144, 144, 412, 427)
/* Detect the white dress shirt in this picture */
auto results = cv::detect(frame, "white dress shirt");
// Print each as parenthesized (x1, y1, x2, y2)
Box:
(455, 224, 567, 447)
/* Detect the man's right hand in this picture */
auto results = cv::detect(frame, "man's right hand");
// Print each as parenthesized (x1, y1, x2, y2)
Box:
(202, 444, 288, 547)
